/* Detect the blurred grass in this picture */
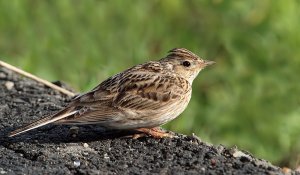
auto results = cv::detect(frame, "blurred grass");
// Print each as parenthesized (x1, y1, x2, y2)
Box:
(1, 0, 300, 167)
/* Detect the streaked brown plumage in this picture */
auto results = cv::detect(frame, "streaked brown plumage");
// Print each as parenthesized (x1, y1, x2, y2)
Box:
(9, 48, 215, 138)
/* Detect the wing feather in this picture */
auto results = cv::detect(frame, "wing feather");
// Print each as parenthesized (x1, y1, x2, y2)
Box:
(113, 72, 189, 112)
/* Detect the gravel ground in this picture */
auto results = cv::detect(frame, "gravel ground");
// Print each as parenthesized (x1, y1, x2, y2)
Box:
(0, 67, 293, 175)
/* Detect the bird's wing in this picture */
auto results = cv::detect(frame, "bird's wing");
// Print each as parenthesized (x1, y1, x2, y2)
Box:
(57, 70, 190, 124)
(113, 71, 190, 112)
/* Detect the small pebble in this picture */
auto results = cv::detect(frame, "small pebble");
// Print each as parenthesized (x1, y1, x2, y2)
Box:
(0, 170, 7, 174)
(82, 152, 89, 156)
(103, 153, 109, 159)
(74, 160, 81, 167)
(216, 145, 225, 155)
(211, 159, 216, 166)
(282, 167, 292, 175)
(5, 81, 14, 90)
(232, 150, 251, 160)
(83, 143, 89, 148)
(0, 168, 7, 174)
(0, 72, 6, 78)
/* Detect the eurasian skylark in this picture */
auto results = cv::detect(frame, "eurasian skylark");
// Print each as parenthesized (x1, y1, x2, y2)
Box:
(9, 48, 215, 138)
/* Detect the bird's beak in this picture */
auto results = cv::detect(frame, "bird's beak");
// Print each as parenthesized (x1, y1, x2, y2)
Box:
(203, 60, 216, 66)
(198, 60, 215, 69)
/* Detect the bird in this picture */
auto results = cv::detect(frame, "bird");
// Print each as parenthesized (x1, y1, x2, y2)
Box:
(9, 48, 215, 138)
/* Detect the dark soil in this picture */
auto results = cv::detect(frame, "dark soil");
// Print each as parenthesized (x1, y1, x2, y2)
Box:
(0, 67, 292, 175)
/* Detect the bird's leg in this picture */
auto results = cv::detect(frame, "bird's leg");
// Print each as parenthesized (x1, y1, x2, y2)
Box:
(133, 127, 173, 139)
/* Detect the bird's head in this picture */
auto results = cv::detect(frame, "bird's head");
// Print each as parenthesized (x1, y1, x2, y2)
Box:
(160, 48, 215, 83)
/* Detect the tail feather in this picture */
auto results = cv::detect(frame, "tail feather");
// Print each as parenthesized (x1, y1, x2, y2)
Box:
(8, 109, 78, 137)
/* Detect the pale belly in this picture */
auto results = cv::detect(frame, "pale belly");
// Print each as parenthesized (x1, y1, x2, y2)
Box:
(107, 91, 192, 129)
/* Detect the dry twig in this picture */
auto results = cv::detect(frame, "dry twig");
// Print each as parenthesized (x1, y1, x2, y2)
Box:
(0, 60, 75, 97)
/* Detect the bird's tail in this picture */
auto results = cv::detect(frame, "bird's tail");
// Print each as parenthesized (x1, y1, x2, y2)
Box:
(8, 108, 78, 137)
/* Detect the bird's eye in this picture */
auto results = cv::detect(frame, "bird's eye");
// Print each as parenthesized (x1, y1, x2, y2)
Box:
(182, 61, 191, 67)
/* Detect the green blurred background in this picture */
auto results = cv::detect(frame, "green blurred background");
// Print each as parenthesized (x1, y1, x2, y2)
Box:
(1, 0, 300, 167)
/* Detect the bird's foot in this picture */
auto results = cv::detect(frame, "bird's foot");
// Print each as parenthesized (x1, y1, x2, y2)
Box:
(133, 127, 174, 139)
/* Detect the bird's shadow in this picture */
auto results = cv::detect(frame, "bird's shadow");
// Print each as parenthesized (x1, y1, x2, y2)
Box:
(0, 125, 139, 145)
